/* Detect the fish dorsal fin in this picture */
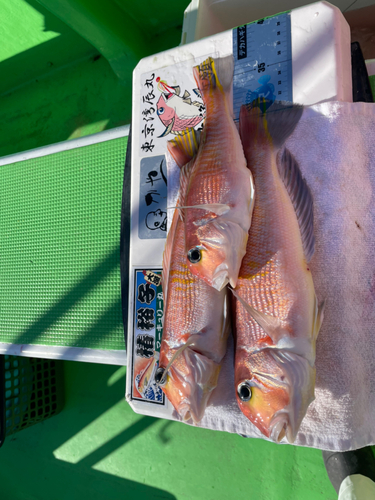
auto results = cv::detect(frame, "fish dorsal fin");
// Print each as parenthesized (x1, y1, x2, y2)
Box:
(179, 160, 196, 207)
(278, 148, 315, 262)
(193, 88, 202, 99)
(172, 86, 180, 96)
(182, 90, 190, 99)
(167, 127, 200, 168)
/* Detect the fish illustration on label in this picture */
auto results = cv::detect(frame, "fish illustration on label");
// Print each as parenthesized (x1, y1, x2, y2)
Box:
(246, 75, 276, 109)
(134, 352, 163, 401)
(155, 77, 205, 137)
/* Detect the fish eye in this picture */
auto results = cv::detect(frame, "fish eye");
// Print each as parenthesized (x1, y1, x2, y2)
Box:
(155, 367, 166, 386)
(187, 247, 202, 264)
(238, 382, 252, 402)
(157, 107, 164, 115)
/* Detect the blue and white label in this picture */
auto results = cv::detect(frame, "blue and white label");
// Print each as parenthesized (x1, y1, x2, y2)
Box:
(131, 269, 165, 405)
(233, 12, 292, 120)
(138, 155, 168, 240)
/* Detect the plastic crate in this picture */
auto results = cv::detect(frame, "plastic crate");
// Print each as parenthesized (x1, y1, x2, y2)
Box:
(0, 355, 64, 445)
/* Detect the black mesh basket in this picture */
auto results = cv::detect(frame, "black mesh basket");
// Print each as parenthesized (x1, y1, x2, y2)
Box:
(0, 355, 64, 446)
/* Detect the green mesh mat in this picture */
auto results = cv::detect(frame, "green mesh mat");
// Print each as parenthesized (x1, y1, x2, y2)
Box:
(370, 75, 375, 102)
(0, 137, 127, 350)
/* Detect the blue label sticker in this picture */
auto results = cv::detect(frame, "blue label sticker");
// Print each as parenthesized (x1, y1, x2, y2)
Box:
(138, 155, 168, 240)
(132, 269, 165, 404)
(233, 13, 292, 121)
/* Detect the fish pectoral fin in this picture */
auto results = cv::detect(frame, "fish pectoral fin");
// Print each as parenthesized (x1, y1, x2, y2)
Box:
(158, 117, 175, 138)
(179, 160, 196, 206)
(158, 333, 202, 386)
(172, 203, 230, 216)
(274, 337, 315, 366)
(167, 127, 200, 168)
(230, 287, 285, 343)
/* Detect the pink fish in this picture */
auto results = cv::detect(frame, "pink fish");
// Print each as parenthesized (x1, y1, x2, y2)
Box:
(156, 77, 205, 137)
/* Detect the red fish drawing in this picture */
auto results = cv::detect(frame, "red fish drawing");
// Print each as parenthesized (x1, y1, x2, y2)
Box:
(156, 77, 205, 137)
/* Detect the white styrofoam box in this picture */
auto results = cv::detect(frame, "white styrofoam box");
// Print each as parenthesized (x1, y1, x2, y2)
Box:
(181, 0, 369, 44)
(182, 1, 352, 105)
(291, 2, 351, 104)
(126, 2, 352, 420)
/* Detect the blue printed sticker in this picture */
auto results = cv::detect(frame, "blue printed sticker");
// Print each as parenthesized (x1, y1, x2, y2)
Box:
(233, 12, 292, 121)
(138, 156, 168, 239)
(131, 269, 165, 404)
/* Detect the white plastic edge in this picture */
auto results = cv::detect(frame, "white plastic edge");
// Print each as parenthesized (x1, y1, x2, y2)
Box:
(181, 0, 199, 45)
(0, 124, 130, 167)
(0, 343, 127, 365)
(366, 59, 375, 77)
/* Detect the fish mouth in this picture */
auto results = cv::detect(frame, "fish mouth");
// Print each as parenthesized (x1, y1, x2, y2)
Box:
(269, 412, 291, 443)
(165, 345, 221, 424)
(212, 271, 229, 291)
(177, 400, 205, 424)
(212, 264, 230, 291)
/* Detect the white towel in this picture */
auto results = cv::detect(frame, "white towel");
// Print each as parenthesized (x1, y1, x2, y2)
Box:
(167, 101, 375, 451)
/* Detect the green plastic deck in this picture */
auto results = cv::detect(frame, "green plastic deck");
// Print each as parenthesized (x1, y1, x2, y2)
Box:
(0, 137, 127, 350)
(0, 361, 341, 500)
(370, 75, 375, 101)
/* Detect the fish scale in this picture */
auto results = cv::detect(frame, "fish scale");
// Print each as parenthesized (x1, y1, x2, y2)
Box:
(236, 152, 308, 334)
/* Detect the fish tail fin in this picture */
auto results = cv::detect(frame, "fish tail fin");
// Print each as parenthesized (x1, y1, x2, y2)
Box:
(240, 99, 303, 149)
(193, 56, 233, 97)
(167, 128, 200, 168)
(264, 101, 303, 148)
